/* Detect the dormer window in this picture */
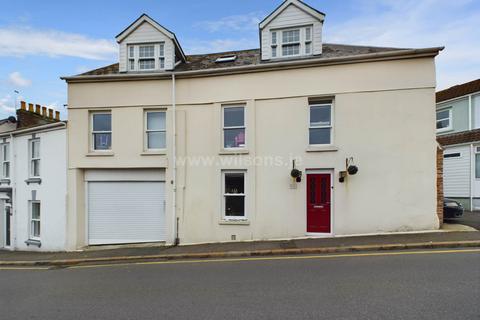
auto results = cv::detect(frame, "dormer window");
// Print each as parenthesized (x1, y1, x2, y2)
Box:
(282, 29, 300, 56)
(139, 45, 155, 70)
(260, 0, 325, 61)
(271, 26, 314, 59)
(127, 43, 165, 72)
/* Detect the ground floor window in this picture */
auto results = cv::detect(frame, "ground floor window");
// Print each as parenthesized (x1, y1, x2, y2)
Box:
(30, 201, 41, 239)
(223, 171, 246, 219)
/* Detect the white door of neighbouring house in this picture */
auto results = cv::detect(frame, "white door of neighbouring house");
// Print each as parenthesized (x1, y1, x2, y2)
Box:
(87, 181, 166, 245)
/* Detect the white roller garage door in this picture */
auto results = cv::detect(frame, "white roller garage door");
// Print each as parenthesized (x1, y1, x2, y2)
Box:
(88, 181, 166, 245)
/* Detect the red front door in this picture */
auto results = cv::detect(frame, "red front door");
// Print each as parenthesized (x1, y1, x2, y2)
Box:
(307, 173, 331, 233)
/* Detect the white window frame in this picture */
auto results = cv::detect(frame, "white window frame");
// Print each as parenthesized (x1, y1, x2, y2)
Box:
(0, 142, 10, 179)
(127, 42, 165, 72)
(222, 105, 247, 150)
(29, 200, 41, 240)
(436, 109, 453, 133)
(271, 25, 313, 59)
(309, 102, 334, 146)
(475, 147, 480, 180)
(144, 110, 167, 151)
(91, 111, 112, 152)
(29, 138, 40, 178)
(281, 28, 301, 57)
(222, 170, 247, 220)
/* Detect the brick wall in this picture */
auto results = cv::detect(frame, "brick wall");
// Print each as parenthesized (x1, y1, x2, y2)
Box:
(437, 145, 444, 226)
(16, 101, 60, 129)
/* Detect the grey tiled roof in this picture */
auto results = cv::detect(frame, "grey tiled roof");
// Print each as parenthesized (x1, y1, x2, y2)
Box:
(78, 43, 410, 76)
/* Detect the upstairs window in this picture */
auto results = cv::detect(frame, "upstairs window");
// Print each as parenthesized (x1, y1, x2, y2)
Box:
(223, 105, 246, 149)
(282, 29, 300, 56)
(436, 109, 452, 132)
(91, 112, 112, 151)
(473, 94, 480, 129)
(127, 43, 165, 71)
(271, 26, 313, 59)
(145, 111, 166, 150)
(309, 103, 333, 145)
(139, 45, 155, 70)
(271, 31, 278, 57)
(29, 139, 40, 178)
(1, 143, 9, 179)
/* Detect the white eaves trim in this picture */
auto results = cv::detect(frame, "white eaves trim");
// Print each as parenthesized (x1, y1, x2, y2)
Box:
(115, 13, 186, 61)
(0, 122, 66, 138)
(259, 0, 325, 29)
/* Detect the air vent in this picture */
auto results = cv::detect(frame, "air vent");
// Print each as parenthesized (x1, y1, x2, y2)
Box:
(215, 55, 237, 63)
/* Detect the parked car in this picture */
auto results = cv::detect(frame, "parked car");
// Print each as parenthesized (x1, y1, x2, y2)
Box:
(443, 198, 464, 219)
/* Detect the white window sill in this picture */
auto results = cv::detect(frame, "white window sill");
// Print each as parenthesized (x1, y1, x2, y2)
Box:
(219, 149, 249, 155)
(86, 152, 114, 157)
(141, 151, 167, 156)
(306, 145, 339, 153)
(25, 177, 42, 185)
(219, 219, 250, 226)
(436, 128, 453, 134)
(25, 239, 41, 247)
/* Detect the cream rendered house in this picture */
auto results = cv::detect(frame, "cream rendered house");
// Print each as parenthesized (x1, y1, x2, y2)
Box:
(63, 0, 443, 249)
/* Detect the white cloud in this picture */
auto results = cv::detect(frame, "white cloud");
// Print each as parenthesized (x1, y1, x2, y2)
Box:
(45, 101, 60, 110)
(0, 26, 117, 60)
(195, 12, 264, 32)
(8, 72, 31, 87)
(185, 38, 258, 54)
(324, 0, 480, 89)
(0, 94, 15, 113)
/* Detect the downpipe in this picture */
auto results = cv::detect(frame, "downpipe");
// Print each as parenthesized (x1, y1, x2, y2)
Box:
(172, 73, 180, 246)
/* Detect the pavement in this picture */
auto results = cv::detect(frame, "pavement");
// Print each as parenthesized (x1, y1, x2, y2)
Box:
(446, 210, 480, 230)
(1, 248, 479, 319)
(1, 225, 480, 266)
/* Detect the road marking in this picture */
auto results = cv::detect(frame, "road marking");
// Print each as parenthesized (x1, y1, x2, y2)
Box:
(0, 267, 49, 271)
(1, 248, 479, 271)
(67, 248, 480, 270)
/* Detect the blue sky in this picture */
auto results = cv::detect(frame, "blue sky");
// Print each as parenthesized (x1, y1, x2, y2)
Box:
(1, 0, 479, 119)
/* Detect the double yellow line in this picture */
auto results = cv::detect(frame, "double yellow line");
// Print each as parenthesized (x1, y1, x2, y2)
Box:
(1, 248, 479, 271)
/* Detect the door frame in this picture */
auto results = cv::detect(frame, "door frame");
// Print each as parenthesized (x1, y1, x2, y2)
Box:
(3, 203, 12, 248)
(305, 169, 334, 237)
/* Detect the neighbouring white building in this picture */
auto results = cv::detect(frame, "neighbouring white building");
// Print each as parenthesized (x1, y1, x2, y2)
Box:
(0, 102, 67, 251)
(437, 79, 480, 210)
(62, 0, 443, 250)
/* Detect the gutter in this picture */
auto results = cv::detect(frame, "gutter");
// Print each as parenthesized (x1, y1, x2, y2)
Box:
(0, 122, 66, 138)
(61, 47, 444, 83)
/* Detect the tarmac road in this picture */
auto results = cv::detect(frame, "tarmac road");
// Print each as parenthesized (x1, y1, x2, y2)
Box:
(1, 248, 479, 320)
